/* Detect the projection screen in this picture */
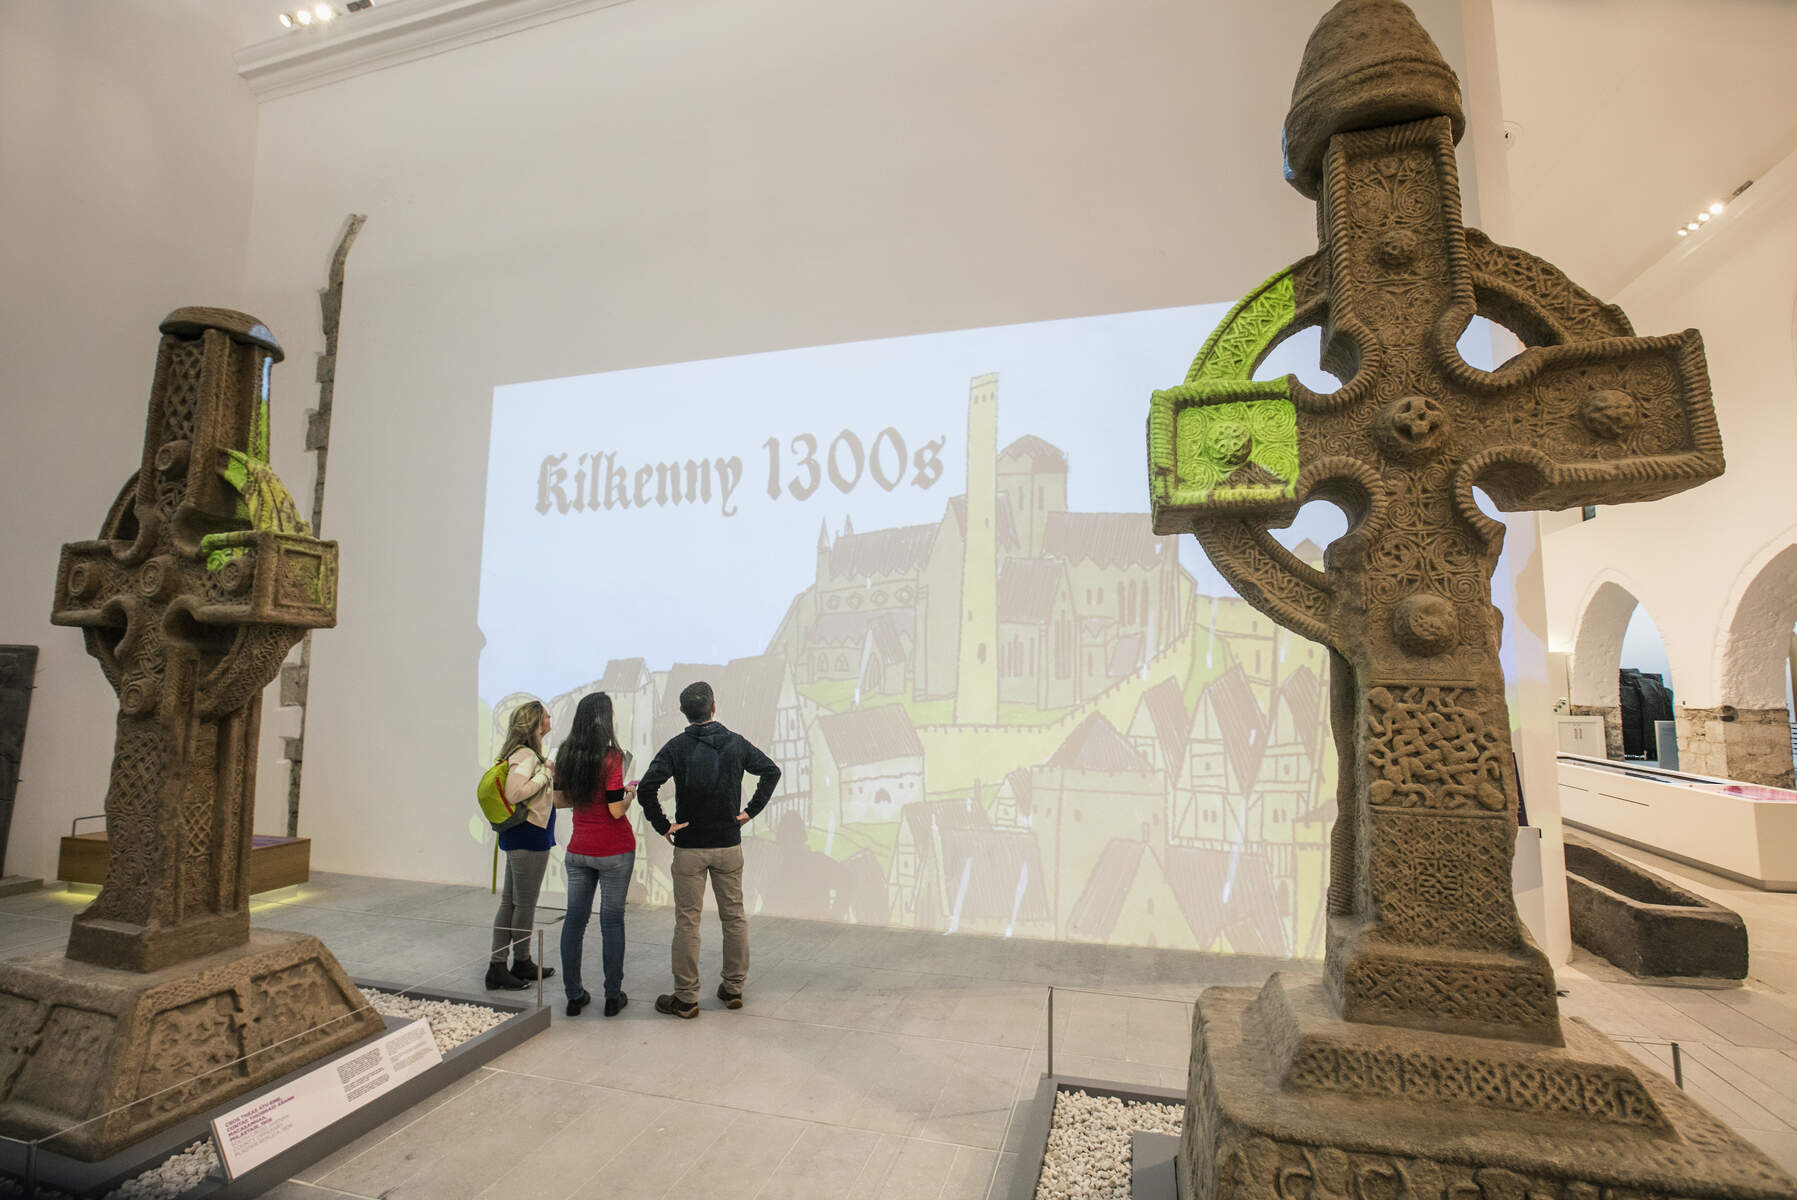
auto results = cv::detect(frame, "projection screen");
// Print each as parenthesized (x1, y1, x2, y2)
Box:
(476, 302, 1518, 957)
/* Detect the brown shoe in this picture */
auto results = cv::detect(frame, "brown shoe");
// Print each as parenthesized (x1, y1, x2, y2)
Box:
(717, 984, 743, 1010)
(655, 993, 699, 1019)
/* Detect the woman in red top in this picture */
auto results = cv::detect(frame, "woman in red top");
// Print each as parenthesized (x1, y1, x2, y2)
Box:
(554, 692, 637, 1016)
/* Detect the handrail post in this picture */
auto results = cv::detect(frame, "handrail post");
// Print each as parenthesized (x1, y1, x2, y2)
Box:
(1047, 986, 1055, 1078)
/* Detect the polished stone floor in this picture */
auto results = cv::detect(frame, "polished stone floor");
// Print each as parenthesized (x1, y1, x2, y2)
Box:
(0, 840, 1792, 1196)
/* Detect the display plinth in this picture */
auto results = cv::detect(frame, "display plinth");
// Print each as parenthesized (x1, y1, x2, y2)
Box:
(1182, 976, 1796, 1199)
(0, 929, 381, 1161)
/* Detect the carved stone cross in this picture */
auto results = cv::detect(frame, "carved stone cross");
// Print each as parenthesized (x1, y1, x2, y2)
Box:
(52, 308, 337, 973)
(1149, 13, 1722, 1044)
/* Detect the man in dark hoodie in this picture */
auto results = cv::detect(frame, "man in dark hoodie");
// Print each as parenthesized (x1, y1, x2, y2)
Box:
(638, 680, 781, 1018)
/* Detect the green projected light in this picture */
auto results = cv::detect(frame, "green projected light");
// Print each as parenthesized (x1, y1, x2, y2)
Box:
(1148, 269, 1301, 529)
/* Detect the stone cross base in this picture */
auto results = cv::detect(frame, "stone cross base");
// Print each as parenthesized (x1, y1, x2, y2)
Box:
(1180, 975, 1797, 1200)
(0, 930, 382, 1161)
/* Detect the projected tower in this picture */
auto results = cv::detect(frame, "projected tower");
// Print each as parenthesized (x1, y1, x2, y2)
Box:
(954, 374, 1000, 724)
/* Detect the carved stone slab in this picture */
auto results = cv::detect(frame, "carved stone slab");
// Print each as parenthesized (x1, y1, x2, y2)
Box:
(0, 647, 36, 876)
(0, 930, 381, 1159)
(1183, 977, 1797, 1200)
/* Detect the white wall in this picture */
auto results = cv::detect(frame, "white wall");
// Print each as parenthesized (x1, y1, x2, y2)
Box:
(1544, 146, 1797, 712)
(0, 2, 259, 881)
(232, 0, 1496, 886)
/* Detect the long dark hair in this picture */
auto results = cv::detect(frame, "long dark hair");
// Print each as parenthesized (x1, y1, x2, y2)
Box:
(556, 692, 621, 810)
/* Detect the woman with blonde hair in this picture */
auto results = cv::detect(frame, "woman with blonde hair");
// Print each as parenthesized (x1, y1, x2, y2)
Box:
(486, 699, 558, 990)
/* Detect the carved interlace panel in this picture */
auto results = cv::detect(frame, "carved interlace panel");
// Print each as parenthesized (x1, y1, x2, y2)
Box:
(1365, 687, 1506, 811)
(1339, 953, 1560, 1039)
(1367, 810, 1515, 950)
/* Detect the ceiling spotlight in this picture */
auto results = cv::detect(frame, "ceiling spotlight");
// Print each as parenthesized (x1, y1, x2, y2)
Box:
(278, 11, 294, 26)
(295, 8, 311, 22)
(1698, 212, 1711, 223)
(1686, 222, 1700, 231)
(1709, 201, 1726, 215)
(1677, 229, 1688, 237)
(315, 3, 335, 18)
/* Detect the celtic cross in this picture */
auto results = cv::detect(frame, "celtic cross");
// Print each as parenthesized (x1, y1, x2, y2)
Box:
(52, 308, 336, 973)
(1149, 31, 1722, 1044)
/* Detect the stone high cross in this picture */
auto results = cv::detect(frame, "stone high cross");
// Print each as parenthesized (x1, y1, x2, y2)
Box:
(52, 308, 337, 973)
(1148, 8, 1722, 1044)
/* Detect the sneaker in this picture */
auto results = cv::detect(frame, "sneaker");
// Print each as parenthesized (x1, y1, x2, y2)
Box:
(655, 993, 699, 1019)
(717, 984, 743, 1010)
(604, 992, 628, 1018)
(511, 958, 556, 982)
(566, 990, 591, 1017)
(485, 963, 529, 991)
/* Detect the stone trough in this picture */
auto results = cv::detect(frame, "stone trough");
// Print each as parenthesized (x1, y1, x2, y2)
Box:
(1565, 835, 1748, 978)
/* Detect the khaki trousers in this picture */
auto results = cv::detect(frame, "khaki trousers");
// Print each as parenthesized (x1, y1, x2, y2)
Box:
(671, 845, 748, 1004)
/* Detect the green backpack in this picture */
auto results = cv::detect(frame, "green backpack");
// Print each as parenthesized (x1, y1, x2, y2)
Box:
(477, 751, 535, 834)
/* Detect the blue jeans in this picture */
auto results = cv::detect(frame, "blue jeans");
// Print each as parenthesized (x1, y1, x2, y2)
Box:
(561, 850, 634, 1001)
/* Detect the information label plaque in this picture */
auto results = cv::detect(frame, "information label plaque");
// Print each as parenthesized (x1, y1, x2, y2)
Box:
(210, 1019, 442, 1178)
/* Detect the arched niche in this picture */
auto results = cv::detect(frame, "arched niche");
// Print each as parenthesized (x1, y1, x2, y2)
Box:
(1705, 542, 1797, 787)
(1568, 579, 1640, 760)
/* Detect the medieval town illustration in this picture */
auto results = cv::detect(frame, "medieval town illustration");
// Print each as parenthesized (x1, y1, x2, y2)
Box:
(482, 374, 1336, 958)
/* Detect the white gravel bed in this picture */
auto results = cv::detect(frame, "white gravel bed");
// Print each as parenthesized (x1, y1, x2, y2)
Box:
(1033, 1088, 1182, 1200)
(103, 1141, 212, 1200)
(362, 988, 511, 1054)
(95, 991, 511, 1199)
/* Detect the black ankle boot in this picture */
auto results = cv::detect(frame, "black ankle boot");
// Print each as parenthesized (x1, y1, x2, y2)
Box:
(512, 958, 555, 982)
(485, 963, 528, 990)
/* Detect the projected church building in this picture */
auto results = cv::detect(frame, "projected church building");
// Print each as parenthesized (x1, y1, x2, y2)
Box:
(504, 374, 1336, 955)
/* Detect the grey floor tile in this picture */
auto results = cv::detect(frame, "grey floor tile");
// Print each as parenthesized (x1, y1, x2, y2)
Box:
(292, 1068, 495, 1183)
(844, 1032, 953, 1137)
(313, 1069, 613, 1199)
(858, 1132, 960, 1197)
(1700, 1043, 1797, 1124)
(1641, 985, 1797, 1051)
(667, 1110, 809, 1199)
(942, 1145, 1001, 1200)
(752, 1123, 880, 1200)
(563, 1096, 740, 1199)
(257, 1182, 381, 1199)
(1711, 988, 1797, 1043)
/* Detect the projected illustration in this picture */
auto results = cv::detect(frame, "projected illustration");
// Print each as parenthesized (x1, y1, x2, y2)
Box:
(478, 306, 1347, 957)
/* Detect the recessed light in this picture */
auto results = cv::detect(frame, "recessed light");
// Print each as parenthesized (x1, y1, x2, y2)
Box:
(315, 3, 334, 19)
(1686, 222, 1700, 232)
(278, 11, 294, 26)
(1677, 229, 1688, 237)
(1709, 202, 1725, 215)
(1698, 212, 1710, 223)
(295, 8, 311, 22)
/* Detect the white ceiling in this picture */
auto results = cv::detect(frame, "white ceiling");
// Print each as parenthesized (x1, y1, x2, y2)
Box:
(230, 0, 1797, 302)
(1490, 0, 1797, 299)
